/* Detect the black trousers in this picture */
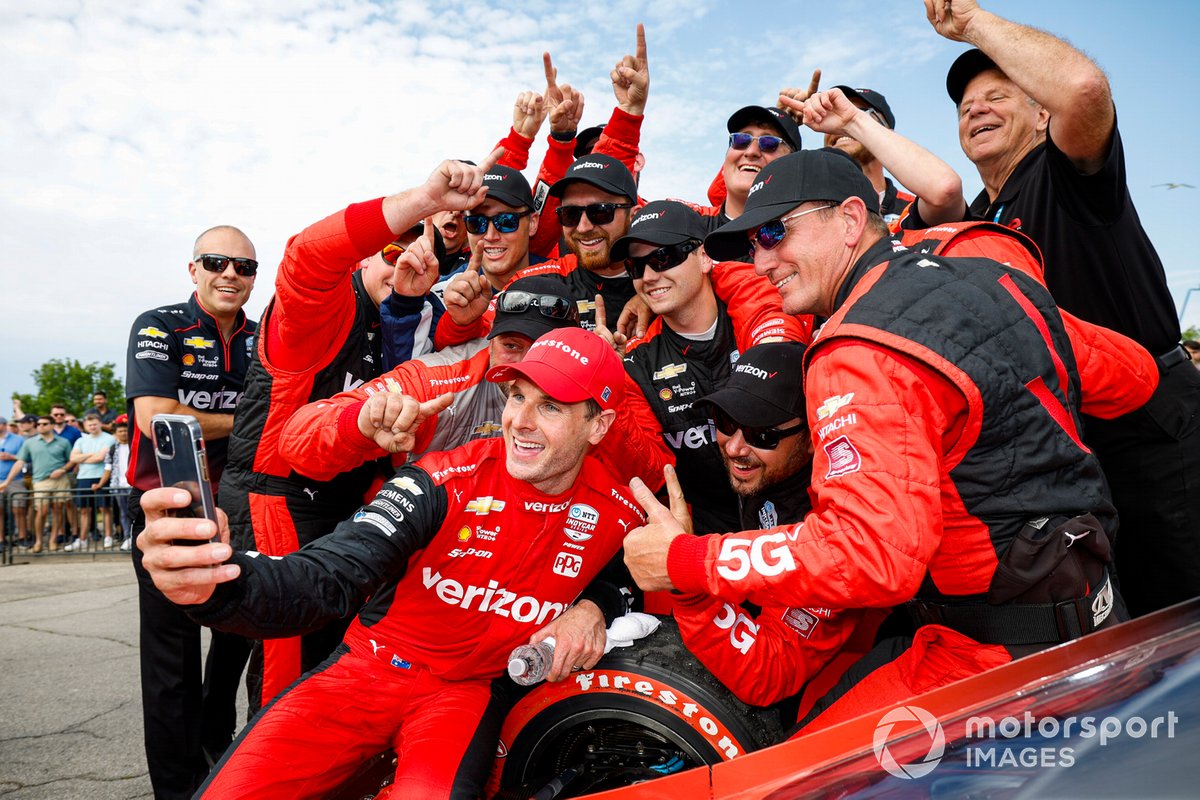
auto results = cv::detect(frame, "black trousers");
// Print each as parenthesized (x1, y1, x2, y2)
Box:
(1085, 357, 1200, 616)
(130, 494, 252, 800)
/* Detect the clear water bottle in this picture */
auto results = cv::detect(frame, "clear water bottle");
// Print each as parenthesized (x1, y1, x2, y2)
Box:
(507, 637, 555, 685)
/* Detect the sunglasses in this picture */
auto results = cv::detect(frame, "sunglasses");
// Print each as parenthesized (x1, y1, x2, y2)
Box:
(464, 210, 532, 236)
(556, 202, 634, 228)
(748, 204, 838, 253)
(496, 290, 579, 322)
(196, 253, 258, 277)
(381, 242, 407, 266)
(728, 132, 787, 153)
(712, 407, 807, 450)
(626, 240, 703, 281)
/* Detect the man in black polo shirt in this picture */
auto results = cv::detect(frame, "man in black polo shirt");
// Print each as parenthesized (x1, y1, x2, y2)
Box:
(922, 0, 1200, 615)
(125, 225, 258, 798)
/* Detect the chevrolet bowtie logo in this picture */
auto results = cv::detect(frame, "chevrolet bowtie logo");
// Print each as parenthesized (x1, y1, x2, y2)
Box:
(652, 363, 687, 381)
(138, 326, 168, 339)
(473, 421, 502, 435)
(466, 496, 506, 515)
(816, 392, 854, 420)
(182, 336, 215, 349)
(388, 475, 424, 495)
(576, 299, 596, 314)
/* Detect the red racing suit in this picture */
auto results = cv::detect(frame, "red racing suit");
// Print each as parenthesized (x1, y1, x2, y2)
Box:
(219, 198, 398, 706)
(280, 338, 672, 492)
(666, 237, 1140, 731)
(189, 437, 645, 798)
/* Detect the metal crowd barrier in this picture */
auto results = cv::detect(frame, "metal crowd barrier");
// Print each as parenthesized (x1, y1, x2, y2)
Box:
(1, 486, 134, 565)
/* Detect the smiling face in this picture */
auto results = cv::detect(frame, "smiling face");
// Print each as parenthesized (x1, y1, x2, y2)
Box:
(466, 198, 536, 287)
(958, 68, 1049, 170)
(723, 121, 795, 206)
(189, 228, 256, 319)
(629, 241, 714, 329)
(501, 377, 611, 495)
(361, 229, 423, 306)
(718, 417, 812, 496)
(560, 184, 633, 273)
(752, 202, 849, 317)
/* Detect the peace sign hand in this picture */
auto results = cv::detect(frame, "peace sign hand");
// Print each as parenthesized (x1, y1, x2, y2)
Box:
(623, 464, 692, 592)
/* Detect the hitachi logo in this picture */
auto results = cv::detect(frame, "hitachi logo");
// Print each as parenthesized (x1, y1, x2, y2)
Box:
(421, 567, 566, 624)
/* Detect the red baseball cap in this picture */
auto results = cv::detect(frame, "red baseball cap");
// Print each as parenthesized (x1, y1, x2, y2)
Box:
(486, 328, 624, 411)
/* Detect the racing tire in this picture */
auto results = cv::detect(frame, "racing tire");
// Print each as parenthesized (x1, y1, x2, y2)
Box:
(490, 617, 782, 798)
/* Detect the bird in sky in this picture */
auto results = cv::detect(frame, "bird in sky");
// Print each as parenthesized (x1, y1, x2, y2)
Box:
(1153, 183, 1195, 189)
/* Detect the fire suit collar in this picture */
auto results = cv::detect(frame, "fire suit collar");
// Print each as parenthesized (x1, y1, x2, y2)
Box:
(832, 236, 905, 313)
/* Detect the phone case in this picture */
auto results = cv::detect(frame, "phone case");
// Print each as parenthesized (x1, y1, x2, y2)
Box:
(151, 413, 217, 524)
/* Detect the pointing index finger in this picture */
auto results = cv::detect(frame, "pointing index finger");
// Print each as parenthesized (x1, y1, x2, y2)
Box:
(544, 52, 558, 89)
(635, 22, 647, 64)
(479, 146, 504, 174)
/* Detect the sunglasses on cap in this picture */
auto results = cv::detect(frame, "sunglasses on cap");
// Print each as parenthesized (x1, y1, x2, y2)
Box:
(556, 202, 634, 228)
(625, 240, 703, 281)
(712, 407, 807, 450)
(728, 132, 787, 153)
(464, 210, 532, 235)
(748, 204, 838, 253)
(496, 290, 579, 322)
(196, 253, 258, 277)
(380, 242, 408, 266)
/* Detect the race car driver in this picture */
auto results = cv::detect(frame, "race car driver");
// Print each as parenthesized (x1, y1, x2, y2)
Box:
(137, 328, 645, 799)
(219, 153, 502, 712)
(623, 149, 1135, 734)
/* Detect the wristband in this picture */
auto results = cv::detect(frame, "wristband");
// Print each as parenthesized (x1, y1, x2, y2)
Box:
(550, 129, 577, 143)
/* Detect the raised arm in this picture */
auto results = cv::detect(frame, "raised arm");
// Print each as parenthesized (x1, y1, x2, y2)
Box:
(925, 0, 1113, 170)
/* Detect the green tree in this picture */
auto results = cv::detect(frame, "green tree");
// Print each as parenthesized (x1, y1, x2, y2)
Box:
(1183, 326, 1199, 342)
(12, 359, 125, 418)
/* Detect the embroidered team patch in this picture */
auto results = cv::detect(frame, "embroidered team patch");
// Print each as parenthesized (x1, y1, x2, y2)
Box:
(823, 435, 862, 478)
(783, 608, 820, 639)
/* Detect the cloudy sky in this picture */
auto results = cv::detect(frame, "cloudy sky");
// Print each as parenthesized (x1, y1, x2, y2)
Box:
(3, 0, 1198, 411)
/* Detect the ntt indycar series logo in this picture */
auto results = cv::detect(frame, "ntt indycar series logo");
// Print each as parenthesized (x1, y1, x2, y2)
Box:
(872, 704, 1180, 779)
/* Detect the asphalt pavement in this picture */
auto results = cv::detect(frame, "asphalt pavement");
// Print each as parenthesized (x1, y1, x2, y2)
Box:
(0, 554, 246, 799)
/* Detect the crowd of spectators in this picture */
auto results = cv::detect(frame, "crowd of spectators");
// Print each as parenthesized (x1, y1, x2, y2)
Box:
(0, 392, 134, 554)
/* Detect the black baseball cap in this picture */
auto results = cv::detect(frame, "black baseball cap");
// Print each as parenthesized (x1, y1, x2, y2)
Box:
(548, 154, 638, 203)
(698, 342, 807, 428)
(704, 149, 880, 262)
(482, 165, 534, 209)
(575, 124, 606, 158)
(832, 86, 896, 129)
(946, 49, 1000, 105)
(727, 105, 803, 152)
(610, 201, 708, 261)
(488, 275, 580, 341)
(19, 414, 37, 424)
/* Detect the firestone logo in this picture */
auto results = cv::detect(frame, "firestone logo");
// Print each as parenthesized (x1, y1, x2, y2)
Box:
(873, 705, 946, 779)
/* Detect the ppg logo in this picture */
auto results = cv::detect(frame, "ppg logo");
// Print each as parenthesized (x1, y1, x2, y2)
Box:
(553, 552, 583, 578)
